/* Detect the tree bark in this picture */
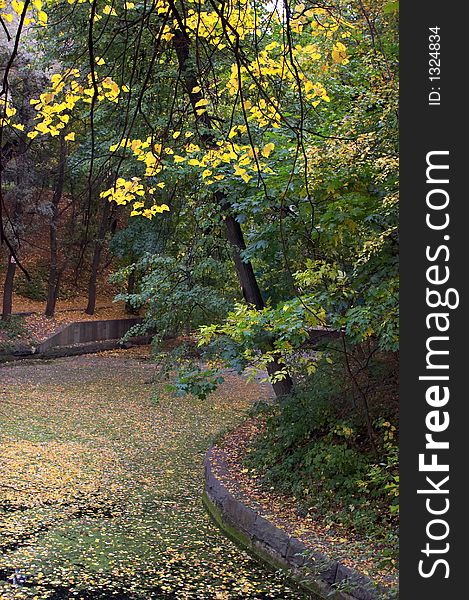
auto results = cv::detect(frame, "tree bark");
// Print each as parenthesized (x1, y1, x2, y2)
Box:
(45, 136, 67, 317)
(2, 254, 16, 320)
(85, 200, 111, 315)
(171, 25, 293, 397)
(1, 194, 24, 320)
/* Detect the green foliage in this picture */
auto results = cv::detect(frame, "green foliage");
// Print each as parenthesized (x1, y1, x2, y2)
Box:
(113, 250, 234, 342)
(148, 341, 224, 402)
(0, 314, 26, 334)
(0, 315, 29, 349)
(245, 352, 399, 563)
(15, 270, 48, 301)
(198, 297, 326, 384)
(172, 365, 225, 401)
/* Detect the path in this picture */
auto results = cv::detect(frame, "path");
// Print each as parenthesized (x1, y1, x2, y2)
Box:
(0, 352, 302, 599)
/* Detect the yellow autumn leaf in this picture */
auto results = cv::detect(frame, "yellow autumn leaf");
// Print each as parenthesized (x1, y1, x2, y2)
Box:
(64, 132, 76, 141)
(261, 142, 275, 158)
(11, 0, 24, 16)
(152, 203, 169, 213)
(103, 5, 117, 16)
(331, 42, 348, 64)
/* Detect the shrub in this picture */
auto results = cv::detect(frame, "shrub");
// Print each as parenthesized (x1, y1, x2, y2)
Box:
(245, 350, 398, 561)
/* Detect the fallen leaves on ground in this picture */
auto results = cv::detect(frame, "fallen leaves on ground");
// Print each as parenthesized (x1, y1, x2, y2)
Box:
(0, 351, 302, 599)
(212, 420, 398, 591)
(2, 294, 131, 345)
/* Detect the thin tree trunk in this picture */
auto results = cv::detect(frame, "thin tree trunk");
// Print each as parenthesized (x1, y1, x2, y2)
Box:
(45, 135, 67, 317)
(172, 26, 293, 397)
(1, 194, 23, 320)
(125, 269, 138, 314)
(85, 201, 111, 315)
(2, 254, 16, 320)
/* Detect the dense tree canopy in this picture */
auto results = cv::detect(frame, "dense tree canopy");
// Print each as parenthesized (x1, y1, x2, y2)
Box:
(2, 0, 398, 335)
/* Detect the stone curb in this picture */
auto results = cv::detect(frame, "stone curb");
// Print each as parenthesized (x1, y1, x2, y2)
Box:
(203, 445, 397, 600)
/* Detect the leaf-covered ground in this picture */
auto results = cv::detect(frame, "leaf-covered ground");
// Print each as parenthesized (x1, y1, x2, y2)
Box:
(212, 420, 398, 591)
(0, 295, 130, 348)
(0, 350, 302, 599)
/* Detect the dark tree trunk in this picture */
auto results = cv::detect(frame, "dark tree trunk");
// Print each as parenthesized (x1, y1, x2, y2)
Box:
(1, 194, 24, 321)
(85, 201, 111, 315)
(45, 136, 67, 317)
(2, 254, 16, 320)
(172, 25, 293, 397)
(125, 269, 139, 314)
(45, 201, 60, 317)
(225, 213, 294, 397)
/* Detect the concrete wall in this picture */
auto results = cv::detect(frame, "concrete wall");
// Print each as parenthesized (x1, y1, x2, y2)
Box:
(204, 446, 394, 600)
(37, 318, 144, 352)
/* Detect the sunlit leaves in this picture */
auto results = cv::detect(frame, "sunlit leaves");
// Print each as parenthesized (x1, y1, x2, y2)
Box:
(1, 0, 49, 27)
(100, 177, 169, 217)
(2, 0, 355, 216)
(331, 41, 349, 64)
(198, 298, 326, 383)
(25, 69, 127, 141)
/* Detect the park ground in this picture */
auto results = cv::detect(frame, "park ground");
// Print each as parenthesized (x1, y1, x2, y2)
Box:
(0, 350, 302, 599)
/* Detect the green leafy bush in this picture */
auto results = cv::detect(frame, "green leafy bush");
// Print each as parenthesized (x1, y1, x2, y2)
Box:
(245, 351, 398, 561)
(172, 365, 225, 401)
(15, 271, 47, 301)
(0, 315, 30, 352)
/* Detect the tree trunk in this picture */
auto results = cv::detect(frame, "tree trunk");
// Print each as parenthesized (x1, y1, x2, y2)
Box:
(225, 212, 294, 397)
(1, 195, 23, 321)
(85, 201, 111, 315)
(45, 232, 59, 317)
(125, 269, 139, 314)
(2, 254, 16, 320)
(172, 25, 293, 397)
(45, 135, 67, 317)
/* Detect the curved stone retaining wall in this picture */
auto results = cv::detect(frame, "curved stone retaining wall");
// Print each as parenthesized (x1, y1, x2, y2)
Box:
(37, 318, 143, 352)
(204, 446, 394, 600)
(1, 318, 151, 361)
